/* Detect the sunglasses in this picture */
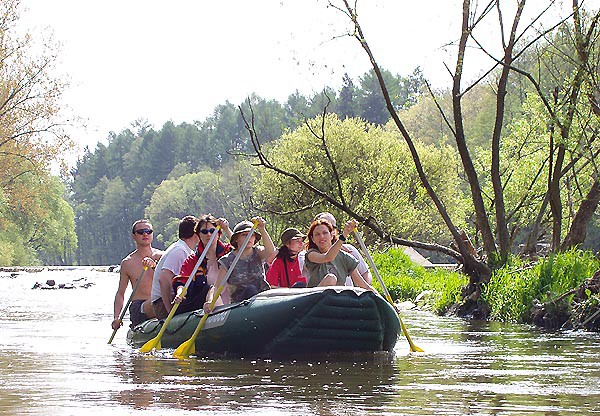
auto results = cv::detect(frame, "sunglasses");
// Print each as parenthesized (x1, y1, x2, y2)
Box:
(199, 228, 217, 235)
(134, 228, 153, 235)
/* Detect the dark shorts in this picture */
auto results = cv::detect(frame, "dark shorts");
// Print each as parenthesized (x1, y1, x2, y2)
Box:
(175, 284, 212, 315)
(129, 299, 149, 327)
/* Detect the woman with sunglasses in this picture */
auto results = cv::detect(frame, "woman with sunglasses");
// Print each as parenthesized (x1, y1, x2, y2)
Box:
(172, 214, 233, 314)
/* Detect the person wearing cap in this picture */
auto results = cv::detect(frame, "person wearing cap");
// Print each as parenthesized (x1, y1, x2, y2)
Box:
(204, 216, 276, 309)
(171, 215, 233, 314)
(304, 218, 374, 291)
(307, 212, 373, 285)
(266, 228, 307, 288)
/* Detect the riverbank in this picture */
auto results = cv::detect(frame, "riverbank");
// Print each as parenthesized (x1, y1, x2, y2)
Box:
(377, 247, 600, 332)
(0, 265, 118, 273)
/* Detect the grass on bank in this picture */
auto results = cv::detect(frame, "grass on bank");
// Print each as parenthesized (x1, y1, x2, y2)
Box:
(481, 249, 600, 323)
(371, 248, 467, 314)
(372, 247, 600, 323)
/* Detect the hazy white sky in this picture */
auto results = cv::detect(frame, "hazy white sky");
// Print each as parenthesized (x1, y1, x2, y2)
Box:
(18, 0, 558, 161)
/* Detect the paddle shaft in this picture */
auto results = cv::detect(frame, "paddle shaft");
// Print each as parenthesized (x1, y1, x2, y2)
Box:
(139, 227, 221, 352)
(173, 222, 258, 358)
(108, 266, 148, 344)
(353, 229, 424, 353)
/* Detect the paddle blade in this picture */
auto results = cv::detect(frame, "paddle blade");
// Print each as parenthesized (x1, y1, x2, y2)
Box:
(173, 338, 195, 359)
(139, 336, 161, 353)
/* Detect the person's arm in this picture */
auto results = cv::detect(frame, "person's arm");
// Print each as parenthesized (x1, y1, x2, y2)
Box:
(349, 267, 375, 292)
(141, 256, 157, 270)
(217, 218, 233, 240)
(306, 239, 344, 264)
(255, 217, 276, 261)
(173, 283, 185, 304)
(204, 265, 226, 312)
(265, 248, 279, 266)
(112, 263, 130, 329)
(347, 245, 373, 285)
(361, 269, 373, 285)
(159, 269, 176, 312)
(306, 220, 355, 264)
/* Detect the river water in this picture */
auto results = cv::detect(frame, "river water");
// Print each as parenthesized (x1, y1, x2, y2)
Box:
(0, 267, 599, 415)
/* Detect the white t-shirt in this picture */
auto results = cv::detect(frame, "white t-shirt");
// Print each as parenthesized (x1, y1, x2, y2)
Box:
(298, 243, 369, 286)
(150, 239, 194, 302)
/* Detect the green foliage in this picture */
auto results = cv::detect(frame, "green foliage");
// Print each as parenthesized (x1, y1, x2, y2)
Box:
(371, 248, 467, 314)
(145, 169, 247, 246)
(254, 114, 470, 245)
(0, 176, 76, 266)
(68, 65, 424, 265)
(34, 177, 78, 265)
(481, 250, 600, 323)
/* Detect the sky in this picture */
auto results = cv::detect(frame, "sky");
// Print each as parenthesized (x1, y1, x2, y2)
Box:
(17, 0, 567, 164)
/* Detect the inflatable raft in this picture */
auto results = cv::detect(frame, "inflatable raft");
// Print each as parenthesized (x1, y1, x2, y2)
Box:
(127, 286, 401, 356)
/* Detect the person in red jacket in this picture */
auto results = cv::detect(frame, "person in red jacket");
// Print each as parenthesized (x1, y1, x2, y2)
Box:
(266, 228, 307, 288)
(172, 214, 232, 314)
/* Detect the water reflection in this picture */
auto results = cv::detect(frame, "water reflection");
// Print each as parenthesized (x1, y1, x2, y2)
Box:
(110, 352, 398, 414)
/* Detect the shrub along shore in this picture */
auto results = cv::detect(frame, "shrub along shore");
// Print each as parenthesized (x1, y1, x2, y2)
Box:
(373, 248, 600, 331)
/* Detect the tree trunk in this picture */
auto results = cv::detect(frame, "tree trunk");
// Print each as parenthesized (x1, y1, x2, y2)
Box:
(453, 0, 497, 261)
(561, 178, 600, 250)
(491, 0, 525, 262)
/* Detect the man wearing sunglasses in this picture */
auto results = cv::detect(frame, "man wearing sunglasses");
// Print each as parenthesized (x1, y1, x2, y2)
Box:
(112, 219, 163, 330)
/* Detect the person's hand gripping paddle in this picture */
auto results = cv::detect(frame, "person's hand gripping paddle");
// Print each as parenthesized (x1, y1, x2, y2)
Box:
(139, 226, 221, 353)
(108, 266, 147, 344)
(173, 221, 258, 359)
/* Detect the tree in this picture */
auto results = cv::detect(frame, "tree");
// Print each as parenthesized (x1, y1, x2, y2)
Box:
(253, 114, 469, 248)
(0, 0, 74, 265)
(333, 0, 600, 309)
(0, 1, 71, 183)
(335, 73, 356, 118)
(145, 169, 247, 246)
(235, 1, 600, 318)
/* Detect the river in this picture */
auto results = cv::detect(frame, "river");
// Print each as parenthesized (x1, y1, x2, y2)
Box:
(0, 267, 599, 415)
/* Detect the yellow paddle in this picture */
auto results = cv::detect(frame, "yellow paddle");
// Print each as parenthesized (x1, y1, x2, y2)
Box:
(173, 221, 258, 359)
(139, 226, 221, 353)
(108, 266, 147, 344)
(353, 228, 424, 353)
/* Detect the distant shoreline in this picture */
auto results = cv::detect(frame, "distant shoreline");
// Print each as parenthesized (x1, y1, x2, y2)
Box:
(0, 265, 118, 273)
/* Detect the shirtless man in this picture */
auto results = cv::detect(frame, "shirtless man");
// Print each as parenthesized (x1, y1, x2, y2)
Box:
(112, 219, 163, 330)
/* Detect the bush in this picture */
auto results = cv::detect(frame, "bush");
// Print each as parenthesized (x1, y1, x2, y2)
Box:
(371, 248, 467, 314)
(481, 249, 600, 323)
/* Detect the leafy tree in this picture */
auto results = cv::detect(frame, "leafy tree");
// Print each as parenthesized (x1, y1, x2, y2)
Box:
(34, 177, 77, 265)
(335, 73, 356, 118)
(0, 1, 74, 265)
(145, 169, 246, 246)
(253, 114, 469, 247)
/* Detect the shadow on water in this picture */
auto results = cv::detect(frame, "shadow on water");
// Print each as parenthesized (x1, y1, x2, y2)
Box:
(111, 351, 399, 415)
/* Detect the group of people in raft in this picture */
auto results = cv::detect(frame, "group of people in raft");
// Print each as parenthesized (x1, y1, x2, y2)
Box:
(111, 212, 375, 330)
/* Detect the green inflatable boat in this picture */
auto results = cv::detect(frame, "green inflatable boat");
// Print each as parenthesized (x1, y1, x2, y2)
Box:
(127, 286, 401, 356)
